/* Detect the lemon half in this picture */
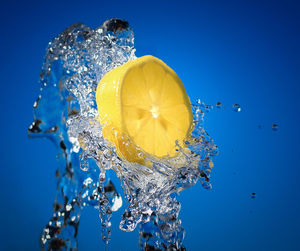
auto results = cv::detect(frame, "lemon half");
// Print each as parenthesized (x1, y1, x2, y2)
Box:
(96, 55, 193, 163)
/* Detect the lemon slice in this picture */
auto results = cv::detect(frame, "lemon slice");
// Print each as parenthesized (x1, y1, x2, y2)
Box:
(96, 55, 193, 163)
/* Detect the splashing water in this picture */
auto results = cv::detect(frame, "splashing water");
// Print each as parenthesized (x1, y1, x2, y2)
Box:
(28, 18, 218, 250)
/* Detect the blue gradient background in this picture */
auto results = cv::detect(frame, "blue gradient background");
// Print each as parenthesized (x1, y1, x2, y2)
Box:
(0, 0, 299, 250)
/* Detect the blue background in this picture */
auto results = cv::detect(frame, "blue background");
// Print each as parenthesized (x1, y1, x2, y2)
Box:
(0, 0, 299, 250)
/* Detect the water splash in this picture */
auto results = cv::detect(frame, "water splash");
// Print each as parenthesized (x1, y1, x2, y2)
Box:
(29, 18, 218, 250)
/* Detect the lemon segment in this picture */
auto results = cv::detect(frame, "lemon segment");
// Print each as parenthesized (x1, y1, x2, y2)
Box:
(96, 55, 193, 163)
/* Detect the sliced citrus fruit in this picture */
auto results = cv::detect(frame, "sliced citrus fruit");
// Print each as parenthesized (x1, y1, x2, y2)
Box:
(96, 55, 193, 164)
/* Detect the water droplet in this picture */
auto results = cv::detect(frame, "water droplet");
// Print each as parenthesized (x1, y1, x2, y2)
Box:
(272, 124, 278, 131)
(216, 102, 222, 108)
(232, 104, 241, 112)
(99, 172, 106, 183)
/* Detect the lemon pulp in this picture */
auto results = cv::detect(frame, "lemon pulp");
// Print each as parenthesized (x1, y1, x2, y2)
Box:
(96, 55, 193, 163)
